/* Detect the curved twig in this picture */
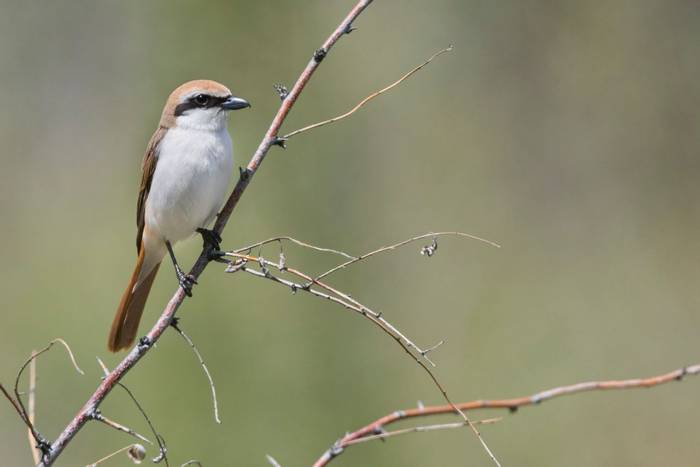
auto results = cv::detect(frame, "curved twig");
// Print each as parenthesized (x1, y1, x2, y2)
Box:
(282, 45, 453, 139)
(170, 320, 221, 424)
(315, 231, 500, 282)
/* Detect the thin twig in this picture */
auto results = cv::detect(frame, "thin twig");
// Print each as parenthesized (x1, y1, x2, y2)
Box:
(282, 45, 453, 139)
(171, 320, 221, 424)
(6, 339, 85, 462)
(233, 236, 356, 260)
(96, 359, 164, 464)
(116, 382, 168, 466)
(95, 415, 153, 445)
(313, 363, 700, 466)
(315, 231, 500, 282)
(266, 454, 283, 467)
(344, 417, 502, 447)
(36, 3, 374, 465)
(86, 444, 139, 467)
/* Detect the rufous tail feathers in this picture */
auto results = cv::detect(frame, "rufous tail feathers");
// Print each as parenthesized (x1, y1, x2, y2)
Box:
(108, 245, 161, 352)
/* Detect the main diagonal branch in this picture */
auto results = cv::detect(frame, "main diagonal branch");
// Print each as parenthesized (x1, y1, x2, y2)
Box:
(36, 2, 374, 465)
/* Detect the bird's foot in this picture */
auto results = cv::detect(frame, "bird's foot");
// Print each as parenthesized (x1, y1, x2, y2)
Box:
(197, 228, 227, 262)
(197, 228, 221, 251)
(175, 264, 197, 297)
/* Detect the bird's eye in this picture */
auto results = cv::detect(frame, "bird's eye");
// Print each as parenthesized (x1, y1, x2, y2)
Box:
(194, 94, 209, 106)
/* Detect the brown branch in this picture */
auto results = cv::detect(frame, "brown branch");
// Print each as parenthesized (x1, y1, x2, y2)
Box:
(35, 2, 374, 465)
(282, 45, 453, 140)
(313, 363, 700, 466)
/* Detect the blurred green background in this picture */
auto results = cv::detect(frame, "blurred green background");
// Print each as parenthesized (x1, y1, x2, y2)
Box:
(1, 1, 699, 466)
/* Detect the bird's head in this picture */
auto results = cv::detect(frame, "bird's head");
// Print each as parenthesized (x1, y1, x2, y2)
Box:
(161, 79, 250, 131)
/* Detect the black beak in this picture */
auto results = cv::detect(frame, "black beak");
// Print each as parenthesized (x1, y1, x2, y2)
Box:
(221, 96, 251, 110)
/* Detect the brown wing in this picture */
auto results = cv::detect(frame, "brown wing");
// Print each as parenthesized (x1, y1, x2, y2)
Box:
(136, 126, 167, 252)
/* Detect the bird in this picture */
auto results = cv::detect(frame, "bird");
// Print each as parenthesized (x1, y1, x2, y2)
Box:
(108, 79, 250, 352)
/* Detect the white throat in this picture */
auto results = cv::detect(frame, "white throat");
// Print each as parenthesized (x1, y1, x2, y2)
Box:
(175, 107, 230, 131)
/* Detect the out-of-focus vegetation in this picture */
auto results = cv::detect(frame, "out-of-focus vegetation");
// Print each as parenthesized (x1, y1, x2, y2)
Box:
(1, 1, 698, 465)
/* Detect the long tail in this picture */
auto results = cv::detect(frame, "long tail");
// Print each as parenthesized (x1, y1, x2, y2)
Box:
(108, 245, 161, 352)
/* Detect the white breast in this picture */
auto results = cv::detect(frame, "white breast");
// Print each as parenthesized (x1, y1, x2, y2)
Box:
(145, 126, 233, 243)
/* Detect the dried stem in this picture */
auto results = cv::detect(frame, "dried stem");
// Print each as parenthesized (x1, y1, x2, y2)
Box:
(94, 415, 153, 446)
(313, 363, 700, 466)
(266, 454, 283, 467)
(233, 236, 356, 260)
(115, 382, 168, 466)
(282, 45, 453, 139)
(27, 350, 40, 464)
(35, 2, 374, 465)
(0, 339, 85, 464)
(86, 444, 134, 467)
(344, 416, 502, 447)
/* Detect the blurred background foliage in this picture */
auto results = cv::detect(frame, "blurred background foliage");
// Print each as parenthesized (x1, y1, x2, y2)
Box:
(1, 1, 699, 466)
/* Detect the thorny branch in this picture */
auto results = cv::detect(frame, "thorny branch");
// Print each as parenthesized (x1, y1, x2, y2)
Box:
(313, 363, 700, 466)
(32, 2, 375, 465)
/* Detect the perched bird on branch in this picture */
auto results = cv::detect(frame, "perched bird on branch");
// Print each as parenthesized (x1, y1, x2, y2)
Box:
(108, 80, 250, 352)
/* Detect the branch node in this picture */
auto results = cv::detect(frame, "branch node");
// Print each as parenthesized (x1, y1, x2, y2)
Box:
(344, 23, 356, 34)
(271, 136, 287, 149)
(676, 366, 688, 381)
(36, 437, 52, 458)
(88, 407, 102, 420)
(329, 442, 344, 457)
(169, 316, 181, 329)
(225, 258, 247, 273)
(137, 336, 152, 351)
(508, 406, 519, 414)
(239, 166, 252, 181)
(314, 47, 327, 63)
(273, 83, 289, 100)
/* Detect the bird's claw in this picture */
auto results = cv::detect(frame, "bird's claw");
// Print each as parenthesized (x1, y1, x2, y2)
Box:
(175, 265, 197, 297)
